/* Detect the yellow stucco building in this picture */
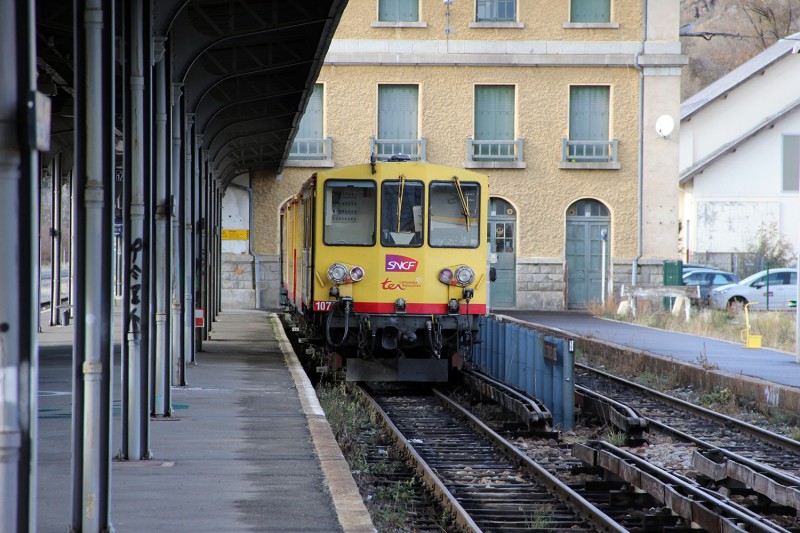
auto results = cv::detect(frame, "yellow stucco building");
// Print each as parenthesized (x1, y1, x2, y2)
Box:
(234, 0, 685, 310)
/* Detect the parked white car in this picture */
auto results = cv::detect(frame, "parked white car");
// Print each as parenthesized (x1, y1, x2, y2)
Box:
(709, 268, 798, 311)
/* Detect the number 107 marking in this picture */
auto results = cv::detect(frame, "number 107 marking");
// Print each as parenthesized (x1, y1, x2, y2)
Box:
(313, 301, 332, 312)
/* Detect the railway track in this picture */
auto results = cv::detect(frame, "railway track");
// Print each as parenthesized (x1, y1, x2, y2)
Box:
(362, 387, 612, 532)
(308, 343, 800, 530)
(575, 363, 800, 477)
(356, 375, 800, 532)
(359, 439, 453, 532)
(575, 363, 800, 531)
(361, 384, 792, 533)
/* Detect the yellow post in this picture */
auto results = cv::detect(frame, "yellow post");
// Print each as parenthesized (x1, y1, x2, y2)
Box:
(740, 302, 762, 349)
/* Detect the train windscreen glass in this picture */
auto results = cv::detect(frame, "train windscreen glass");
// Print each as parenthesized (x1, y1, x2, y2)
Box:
(323, 180, 376, 245)
(428, 180, 480, 248)
(380, 180, 424, 247)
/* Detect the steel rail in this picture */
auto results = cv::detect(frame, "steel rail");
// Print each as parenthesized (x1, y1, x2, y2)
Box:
(357, 386, 482, 533)
(430, 388, 627, 533)
(644, 416, 800, 512)
(461, 369, 551, 425)
(577, 362, 800, 515)
(575, 441, 793, 533)
(574, 383, 648, 437)
(576, 363, 800, 453)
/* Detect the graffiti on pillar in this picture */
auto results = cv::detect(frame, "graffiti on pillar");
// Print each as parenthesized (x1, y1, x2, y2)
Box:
(129, 237, 143, 333)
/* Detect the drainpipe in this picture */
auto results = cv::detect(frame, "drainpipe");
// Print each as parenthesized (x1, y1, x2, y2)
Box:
(632, 0, 648, 286)
(228, 176, 261, 309)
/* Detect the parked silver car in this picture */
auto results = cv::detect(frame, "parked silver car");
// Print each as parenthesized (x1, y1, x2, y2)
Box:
(682, 268, 739, 306)
(709, 268, 798, 311)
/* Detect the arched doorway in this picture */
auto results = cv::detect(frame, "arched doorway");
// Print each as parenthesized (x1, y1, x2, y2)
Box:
(566, 199, 610, 308)
(488, 197, 516, 308)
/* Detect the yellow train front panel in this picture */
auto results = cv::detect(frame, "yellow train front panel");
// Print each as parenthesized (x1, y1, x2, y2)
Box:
(309, 162, 488, 316)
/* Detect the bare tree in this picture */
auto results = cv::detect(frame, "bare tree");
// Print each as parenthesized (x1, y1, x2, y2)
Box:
(740, 0, 800, 49)
(681, 0, 800, 99)
(736, 222, 796, 277)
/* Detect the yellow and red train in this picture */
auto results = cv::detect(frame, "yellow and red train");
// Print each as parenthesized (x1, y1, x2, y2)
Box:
(280, 161, 490, 381)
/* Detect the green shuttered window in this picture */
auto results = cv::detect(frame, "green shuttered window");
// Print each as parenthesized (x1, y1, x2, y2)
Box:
(783, 135, 800, 192)
(376, 84, 420, 159)
(569, 86, 609, 142)
(378, 85, 418, 141)
(296, 84, 323, 140)
(476, 0, 515, 22)
(475, 85, 514, 141)
(569, 85, 609, 161)
(570, 0, 610, 23)
(379, 0, 419, 22)
(474, 85, 515, 161)
(290, 84, 327, 160)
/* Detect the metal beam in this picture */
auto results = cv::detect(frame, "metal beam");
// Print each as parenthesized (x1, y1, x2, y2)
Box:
(0, 1, 39, 530)
(183, 114, 195, 366)
(153, 39, 170, 417)
(170, 81, 184, 387)
(121, 0, 150, 461)
(71, 1, 116, 530)
(49, 155, 64, 326)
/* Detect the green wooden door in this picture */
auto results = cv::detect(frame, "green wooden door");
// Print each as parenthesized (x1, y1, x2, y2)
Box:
(488, 198, 516, 308)
(566, 200, 609, 308)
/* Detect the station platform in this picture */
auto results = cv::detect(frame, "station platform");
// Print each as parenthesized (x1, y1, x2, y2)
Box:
(37, 309, 375, 533)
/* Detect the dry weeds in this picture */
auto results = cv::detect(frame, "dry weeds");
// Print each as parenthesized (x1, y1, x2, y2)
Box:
(587, 298, 797, 353)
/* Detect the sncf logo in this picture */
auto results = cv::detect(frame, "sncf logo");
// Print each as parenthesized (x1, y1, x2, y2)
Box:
(385, 254, 418, 272)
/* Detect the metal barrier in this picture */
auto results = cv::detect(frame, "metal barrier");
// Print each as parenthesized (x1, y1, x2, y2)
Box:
(473, 315, 574, 429)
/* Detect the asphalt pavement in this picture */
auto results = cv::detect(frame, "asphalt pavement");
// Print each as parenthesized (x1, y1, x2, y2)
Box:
(503, 310, 800, 390)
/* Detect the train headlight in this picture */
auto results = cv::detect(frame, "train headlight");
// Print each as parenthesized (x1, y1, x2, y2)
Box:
(327, 263, 348, 284)
(438, 268, 454, 285)
(454, 266, 475, 286)
(349, 265, 365, 282)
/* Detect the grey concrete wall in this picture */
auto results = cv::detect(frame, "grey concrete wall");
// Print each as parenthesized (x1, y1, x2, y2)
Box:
(513, 258, 665, 310)
(516, 258, 565, 310)
(221, 253, 256, 309)
(256, 254, 281, 310)
(221, 253, 284, 310)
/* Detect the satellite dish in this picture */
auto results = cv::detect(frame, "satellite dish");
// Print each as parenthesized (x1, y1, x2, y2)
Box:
(655, 115, 675, 138)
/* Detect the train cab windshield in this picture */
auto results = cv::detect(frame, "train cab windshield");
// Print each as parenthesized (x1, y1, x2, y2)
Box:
(323, 180, 376, 245)
(380, 178, 424, 247)
(429, 180, 481, 248)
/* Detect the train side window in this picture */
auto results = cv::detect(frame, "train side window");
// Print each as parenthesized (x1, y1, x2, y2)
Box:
(429, 180, 481, 248)
(380, 179, 424, 247)
(323, 180, 377, 246)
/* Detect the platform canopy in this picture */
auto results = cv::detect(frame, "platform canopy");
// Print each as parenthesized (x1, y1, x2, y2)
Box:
(36, 0, 347, 186)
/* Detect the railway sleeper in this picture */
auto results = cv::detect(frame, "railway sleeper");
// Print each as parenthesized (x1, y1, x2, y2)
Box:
(366, 389, 615, 532)
(574, 440, 794, 533)
(693, 448, 800, 513)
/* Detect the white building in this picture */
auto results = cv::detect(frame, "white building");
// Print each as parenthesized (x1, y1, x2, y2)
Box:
(679, 33, 800, 272)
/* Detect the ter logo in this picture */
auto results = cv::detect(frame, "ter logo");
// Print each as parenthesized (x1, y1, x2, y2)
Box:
(385, 254, 418, 272)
